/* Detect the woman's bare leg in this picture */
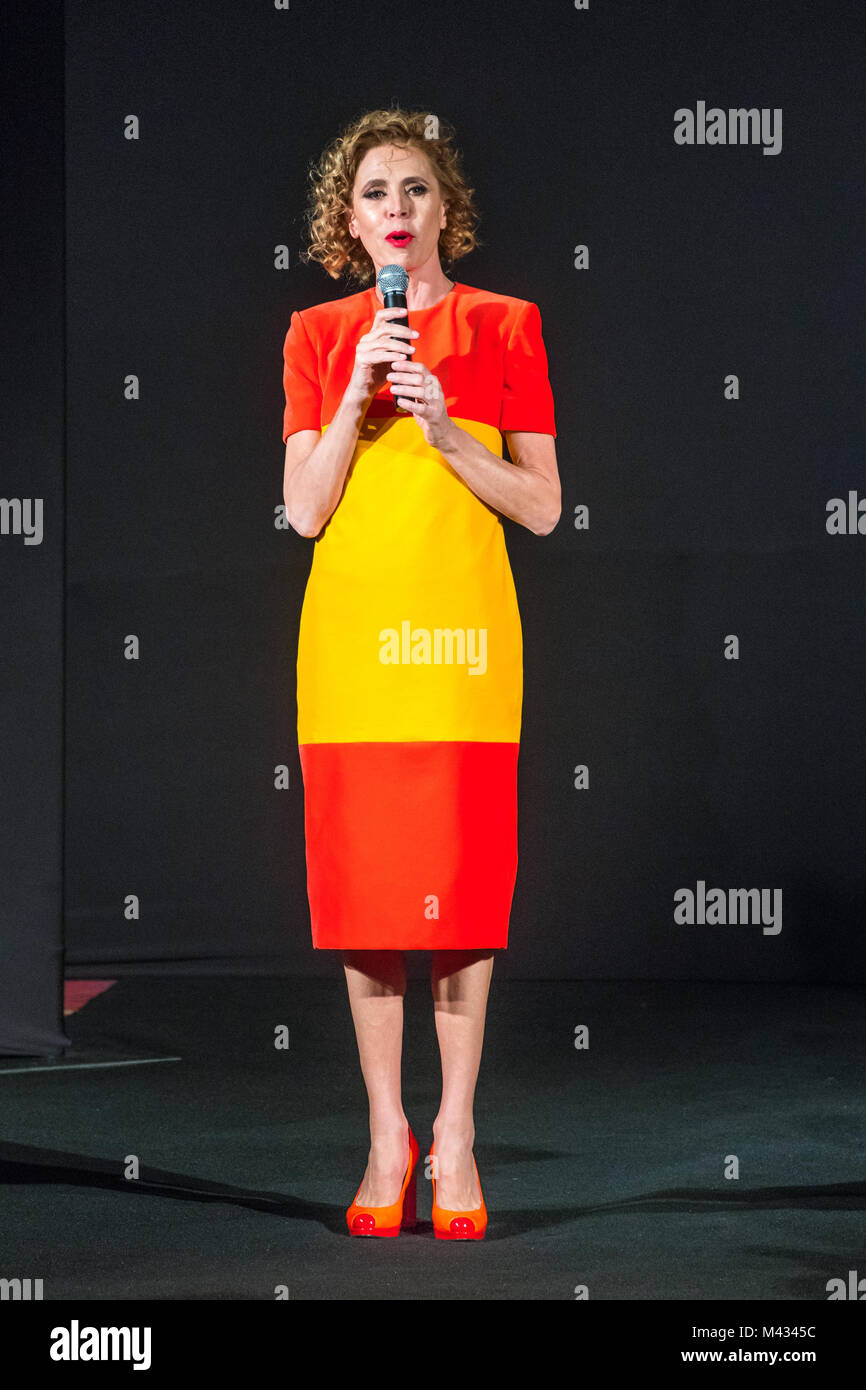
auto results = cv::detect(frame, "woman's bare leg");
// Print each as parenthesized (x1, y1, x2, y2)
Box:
(430, 948, 495, 1210)
(342, 949, 410, 1205)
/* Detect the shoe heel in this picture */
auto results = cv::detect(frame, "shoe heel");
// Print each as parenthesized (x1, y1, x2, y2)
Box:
(401, 1159, 418, 1229)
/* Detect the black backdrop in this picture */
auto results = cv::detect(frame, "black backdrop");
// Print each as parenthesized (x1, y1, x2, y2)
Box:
(4, 2, 865, 1031)
(1, 2, 66, 1052)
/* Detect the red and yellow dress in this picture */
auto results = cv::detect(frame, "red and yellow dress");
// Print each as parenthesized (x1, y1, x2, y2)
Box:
(281, 280, 556, 950)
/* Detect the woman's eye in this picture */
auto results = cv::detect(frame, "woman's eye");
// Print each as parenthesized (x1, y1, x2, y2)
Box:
(363, 186, 428, 199)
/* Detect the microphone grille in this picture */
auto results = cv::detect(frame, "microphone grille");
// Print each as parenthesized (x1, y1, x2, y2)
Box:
(377, 263, 409, 296)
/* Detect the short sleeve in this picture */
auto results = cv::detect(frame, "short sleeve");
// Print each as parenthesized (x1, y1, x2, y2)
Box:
(281, 310, 323, 442)
(498, 300, 557, 436)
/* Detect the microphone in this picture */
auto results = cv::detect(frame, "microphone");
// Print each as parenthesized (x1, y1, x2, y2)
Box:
(377, 262, 409, 318)
(377, 264, 411, 413)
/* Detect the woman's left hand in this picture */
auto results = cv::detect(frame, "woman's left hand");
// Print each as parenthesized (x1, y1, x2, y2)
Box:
(387, 360, 455, 450)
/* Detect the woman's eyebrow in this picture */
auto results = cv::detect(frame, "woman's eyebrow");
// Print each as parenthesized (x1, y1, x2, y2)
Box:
(360, 175, 429, 191)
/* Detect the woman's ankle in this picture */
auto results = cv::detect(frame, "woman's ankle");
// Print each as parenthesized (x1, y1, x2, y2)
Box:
(432, 1116, 475, 1146)
(368, 1113, 410, 1141)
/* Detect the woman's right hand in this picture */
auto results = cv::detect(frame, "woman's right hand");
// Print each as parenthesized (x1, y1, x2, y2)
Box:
(348, 306, 419, 404)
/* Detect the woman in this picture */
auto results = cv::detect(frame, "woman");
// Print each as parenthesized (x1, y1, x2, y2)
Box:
(281, 109, 560, 1240)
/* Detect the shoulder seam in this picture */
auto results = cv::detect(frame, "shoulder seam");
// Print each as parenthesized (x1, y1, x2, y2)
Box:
(292, 309, 318, 358)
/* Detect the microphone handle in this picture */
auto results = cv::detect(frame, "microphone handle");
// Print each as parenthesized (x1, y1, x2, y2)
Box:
(382, 289, 408, 318)
(381, 291, 410, 413)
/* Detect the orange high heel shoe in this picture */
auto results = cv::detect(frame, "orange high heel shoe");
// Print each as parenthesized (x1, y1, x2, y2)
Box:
(429, 1141, 488, 1240)
(346, 1126, 420, 1237)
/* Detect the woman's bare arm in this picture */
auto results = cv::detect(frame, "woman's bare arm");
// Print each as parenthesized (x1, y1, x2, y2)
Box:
(437, 426, 561, 535)
(283, 388, 368, 538)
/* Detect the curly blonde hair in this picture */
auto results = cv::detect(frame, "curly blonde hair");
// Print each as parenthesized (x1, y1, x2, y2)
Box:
(301, 107, 481, 284)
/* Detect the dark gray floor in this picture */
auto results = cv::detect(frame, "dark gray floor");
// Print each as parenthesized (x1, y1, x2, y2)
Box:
(1, 977, 863, 1300)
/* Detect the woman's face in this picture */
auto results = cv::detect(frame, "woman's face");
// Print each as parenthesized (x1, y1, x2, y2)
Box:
(347, 142, 448, 277)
